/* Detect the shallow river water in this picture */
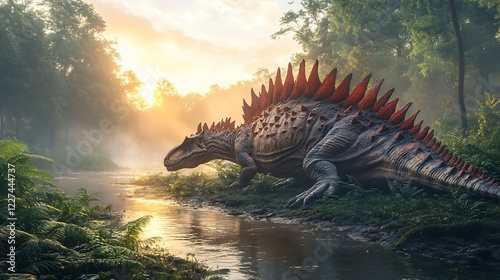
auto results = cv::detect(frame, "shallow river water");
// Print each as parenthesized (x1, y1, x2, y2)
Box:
(53, 171, 499, 280)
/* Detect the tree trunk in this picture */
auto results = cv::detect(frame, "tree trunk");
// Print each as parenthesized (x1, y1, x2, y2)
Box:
(0, 110, 4, 138)
(448, 0, 467, 137)
(15, 115, 21, 140)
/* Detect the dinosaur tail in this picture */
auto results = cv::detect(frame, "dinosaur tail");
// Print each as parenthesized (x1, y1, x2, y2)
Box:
(389, 144, 500, 201)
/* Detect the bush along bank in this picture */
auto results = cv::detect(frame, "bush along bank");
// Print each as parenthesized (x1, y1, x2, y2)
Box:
(0, 140, 222, 280)
(133, 160, 500, 267)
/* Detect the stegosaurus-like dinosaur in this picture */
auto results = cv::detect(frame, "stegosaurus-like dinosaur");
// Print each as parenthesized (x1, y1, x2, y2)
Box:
(164, 60, 500, 207)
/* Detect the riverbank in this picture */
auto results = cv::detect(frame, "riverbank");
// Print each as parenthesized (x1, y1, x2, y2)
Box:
(131, 162, 500, 268)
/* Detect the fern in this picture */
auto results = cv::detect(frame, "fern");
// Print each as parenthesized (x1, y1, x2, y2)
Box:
(0, 139, 205, 278)
(389, 180, 426, 199)
(0, 139, 53, 200)
(0, 139, 30, 159)
(118, 216, 153, 251)
(70, 258, 144, 270)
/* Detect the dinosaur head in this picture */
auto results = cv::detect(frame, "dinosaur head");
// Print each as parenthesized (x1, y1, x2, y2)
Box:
(164, 118, 236, 171)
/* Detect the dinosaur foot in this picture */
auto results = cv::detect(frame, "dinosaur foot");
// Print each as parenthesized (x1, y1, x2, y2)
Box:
(271, 178, 310, 189)
(285, 180, 339, 208)
(229, 181, 245, 188)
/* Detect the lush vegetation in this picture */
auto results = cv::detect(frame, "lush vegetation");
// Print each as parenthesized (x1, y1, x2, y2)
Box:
(436, 93, 500, 178)
(0, 0, 128, 146)
(0, 139, 221, 279)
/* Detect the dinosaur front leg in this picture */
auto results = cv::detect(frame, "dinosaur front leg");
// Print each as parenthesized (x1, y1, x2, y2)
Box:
(230, 152, 257, 188)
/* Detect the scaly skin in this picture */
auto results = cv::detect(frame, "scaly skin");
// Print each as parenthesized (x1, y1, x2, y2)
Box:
(164, 60, 500, 207)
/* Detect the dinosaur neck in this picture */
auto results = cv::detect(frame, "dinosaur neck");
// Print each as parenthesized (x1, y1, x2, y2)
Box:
(205, 131, 237, 162)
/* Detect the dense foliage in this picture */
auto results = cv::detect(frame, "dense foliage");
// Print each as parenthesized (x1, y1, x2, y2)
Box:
(0, 139, 218, 279)
(436, 93, 500, 178)
(0, 0, 130, 147)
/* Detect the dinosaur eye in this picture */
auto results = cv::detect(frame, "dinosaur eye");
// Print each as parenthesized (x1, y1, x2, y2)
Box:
(196, 138, 205, 149)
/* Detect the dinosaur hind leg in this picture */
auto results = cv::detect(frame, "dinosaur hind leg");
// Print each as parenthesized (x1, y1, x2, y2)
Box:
(285, 121, 359, 208)
(271, 177, 311, 189)
(285, 161, 341, 208)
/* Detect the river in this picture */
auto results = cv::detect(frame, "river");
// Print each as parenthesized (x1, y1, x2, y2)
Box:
(53, 170, 499, 280)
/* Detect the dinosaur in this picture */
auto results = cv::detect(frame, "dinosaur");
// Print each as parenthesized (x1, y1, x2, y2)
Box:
(164, 60, 500, 207)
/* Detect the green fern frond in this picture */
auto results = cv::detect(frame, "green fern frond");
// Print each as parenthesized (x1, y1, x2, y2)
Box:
(16, 165, 53, 181)
(21, 259, 62, 275)
(71, 258, 144, 270)
(119, 215, 152, 234)
(140, 236, 162, 248)
(0, 139, 29, 159)
(118, 216, 153, 251)
(18, 238, 71, 260)
(91, 243, 149, 261)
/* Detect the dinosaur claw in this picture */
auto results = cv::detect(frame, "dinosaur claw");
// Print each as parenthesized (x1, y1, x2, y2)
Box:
(229, 181, 244, 188)
(284, 195, 305, 209)
(284, 180, 338, 208)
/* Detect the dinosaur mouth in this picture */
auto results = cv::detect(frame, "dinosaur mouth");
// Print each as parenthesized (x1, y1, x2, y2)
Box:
(165, 164, 178, 171)
(165, 159, 185, 171)
(164, 148, 205, 170)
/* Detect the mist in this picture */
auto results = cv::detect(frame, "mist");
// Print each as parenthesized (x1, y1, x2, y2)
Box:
(98, 76, 262, 170)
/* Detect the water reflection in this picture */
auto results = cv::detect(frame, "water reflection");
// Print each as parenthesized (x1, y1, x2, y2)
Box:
(119, 198, 499, 280)
(54, 171, 500, 280)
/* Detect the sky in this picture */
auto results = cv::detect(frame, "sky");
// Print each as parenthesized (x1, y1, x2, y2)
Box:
(86, 0, 302, 96)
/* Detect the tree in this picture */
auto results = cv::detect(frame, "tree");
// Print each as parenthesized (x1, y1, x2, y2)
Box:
(121, 70, 146, 110)
(0, 0, 129, 148)
(274, 0, 500, 127)
(448, 0, 467, 136)
(43, 0, 126, 143)
(477, 0, 500, 38)
(0, 0, 63, 143)
(154, 78, 179, 105)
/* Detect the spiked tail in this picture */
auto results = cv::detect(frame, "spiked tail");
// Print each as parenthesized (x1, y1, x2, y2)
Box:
(389, 145, 500, 200)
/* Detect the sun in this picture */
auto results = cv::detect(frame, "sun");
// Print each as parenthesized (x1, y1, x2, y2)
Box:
(131, 83, 158, 110)
(139, 85, 157, 107)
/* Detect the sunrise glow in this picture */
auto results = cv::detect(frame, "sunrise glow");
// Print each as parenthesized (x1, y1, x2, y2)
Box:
(139, 85, 158, 108)
(86, 0, 301, 95)
(126, 83, 159, 110)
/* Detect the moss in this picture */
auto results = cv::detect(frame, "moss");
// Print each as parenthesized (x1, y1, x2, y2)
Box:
(396, 221, 500, 247)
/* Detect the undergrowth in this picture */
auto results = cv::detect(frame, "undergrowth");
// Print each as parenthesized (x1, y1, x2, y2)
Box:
(0, 139, 218, 279)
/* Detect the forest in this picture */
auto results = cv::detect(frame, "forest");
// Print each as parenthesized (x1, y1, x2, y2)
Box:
(1, 0, 500, 278)
(0, 0, 499, 173)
